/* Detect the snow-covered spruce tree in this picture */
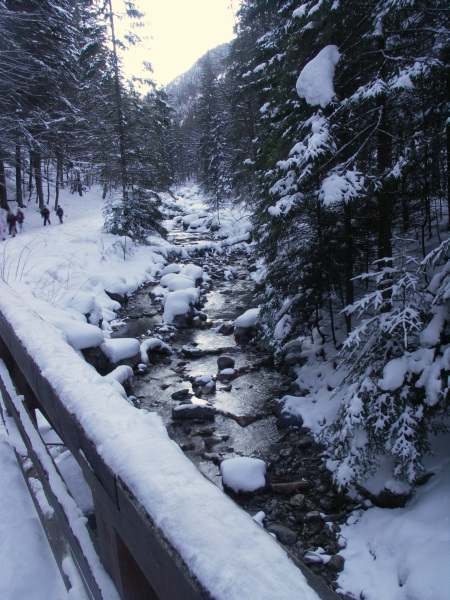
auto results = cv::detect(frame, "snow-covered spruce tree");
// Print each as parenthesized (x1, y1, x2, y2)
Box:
(247, 0, 448, 355)
(323, 238, 450, 487)
(103, 187, 166, 243)
(221, 0, 282, 204)
(1, 0, 85, 209)
(250, 0, 378, 348)
(195, 53, 231, 204)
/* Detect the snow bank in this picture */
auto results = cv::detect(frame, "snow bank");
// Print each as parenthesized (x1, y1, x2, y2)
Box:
(163, 288, 200, 324)
(337, 457, 450, 600)
(100, 338, 140, 362)
(160, 273, 196, 291)
(140, 338, 173, 363)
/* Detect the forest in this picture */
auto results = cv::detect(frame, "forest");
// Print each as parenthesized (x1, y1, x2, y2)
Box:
(0, 0, 449, 489)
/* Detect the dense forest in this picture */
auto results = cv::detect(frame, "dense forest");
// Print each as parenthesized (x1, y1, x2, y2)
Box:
(0, 0, 449, 488)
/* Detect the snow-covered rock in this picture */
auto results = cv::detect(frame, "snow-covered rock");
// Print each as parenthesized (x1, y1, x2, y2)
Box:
(220, 456, 267, 494)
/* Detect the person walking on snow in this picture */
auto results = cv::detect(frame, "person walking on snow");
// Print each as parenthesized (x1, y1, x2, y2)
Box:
(56, 205, 64, 224)
(41, 206, 51, 226)
(6, 209, 17, 237)
(16, 208, 24, 232)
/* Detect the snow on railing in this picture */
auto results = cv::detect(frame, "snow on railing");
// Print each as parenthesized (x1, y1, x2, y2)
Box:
(0, 279, 335, 600)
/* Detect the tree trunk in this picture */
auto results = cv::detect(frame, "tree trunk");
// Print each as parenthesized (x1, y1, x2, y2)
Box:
(30, 149, 45, 208)
(106, 0, 128, 200)
(0, 158, 8, 210)
(343, 201, 354, 334)
(15, 145, 24, 207)
(376, 36, 392, 266)
(447, 120, 450, 230)
(54, 148, 63, 210)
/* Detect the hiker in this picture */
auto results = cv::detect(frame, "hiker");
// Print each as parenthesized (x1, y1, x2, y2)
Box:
(40, 206, 51, 226)
(56, 205, 64, 224)
(6, 209, 17, 237)
(0, 211, 6, 240)
(16, 208, 24, 232)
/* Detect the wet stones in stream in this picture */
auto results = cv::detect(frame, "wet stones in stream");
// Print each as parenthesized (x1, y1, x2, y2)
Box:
(215, 427, 357, 591)
(110, 235, 354, 595)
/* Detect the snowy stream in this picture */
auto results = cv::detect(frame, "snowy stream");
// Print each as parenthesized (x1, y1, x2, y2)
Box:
(113, 223, 286, 489)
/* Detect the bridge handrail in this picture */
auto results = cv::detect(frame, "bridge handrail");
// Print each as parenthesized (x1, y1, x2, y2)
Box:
(0, 280, 337, 600)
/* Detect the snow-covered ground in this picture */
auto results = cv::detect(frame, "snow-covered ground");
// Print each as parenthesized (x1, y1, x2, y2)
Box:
(0, 183, 449, 600)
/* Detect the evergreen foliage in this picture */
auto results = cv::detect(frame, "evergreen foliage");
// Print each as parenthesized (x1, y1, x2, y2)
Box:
(103, 187, 166, 242)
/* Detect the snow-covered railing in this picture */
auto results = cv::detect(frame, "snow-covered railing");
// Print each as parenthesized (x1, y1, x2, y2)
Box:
(0, 281, 338, 600)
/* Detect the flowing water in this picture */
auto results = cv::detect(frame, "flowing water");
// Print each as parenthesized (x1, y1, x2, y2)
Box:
(113, 223, 287, 488)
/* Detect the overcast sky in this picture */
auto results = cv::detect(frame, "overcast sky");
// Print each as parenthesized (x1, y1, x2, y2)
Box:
(119, 0, 240, 87)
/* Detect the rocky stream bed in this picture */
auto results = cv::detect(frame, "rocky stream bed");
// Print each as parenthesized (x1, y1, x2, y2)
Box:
(106, 223, 364, 599)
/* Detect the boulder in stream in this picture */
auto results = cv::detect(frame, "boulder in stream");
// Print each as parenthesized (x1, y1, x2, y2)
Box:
(220, 456, 267, 495)
(172, 403, 215, 421)
(217, 355, 235, 371)
(234, 307, 260, 339)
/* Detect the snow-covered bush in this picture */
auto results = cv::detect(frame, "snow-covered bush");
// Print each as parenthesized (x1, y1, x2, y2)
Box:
(324, 241, 450, 487)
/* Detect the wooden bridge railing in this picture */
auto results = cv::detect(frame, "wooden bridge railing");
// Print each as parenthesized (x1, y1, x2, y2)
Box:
(0, 281, 339, 600)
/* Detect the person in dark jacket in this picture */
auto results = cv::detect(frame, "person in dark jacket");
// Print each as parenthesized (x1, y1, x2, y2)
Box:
(6, 209, 17, 237)
(16, 208, 24, 232)
(41, 206, 51, 226)
(56, 205, 64, 224)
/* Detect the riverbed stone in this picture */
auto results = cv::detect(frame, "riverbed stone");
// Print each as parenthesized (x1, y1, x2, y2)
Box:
(275, 403, 304, 430)
(289, 494, 305, 508)
(357, 484, 412, 508)
(204, 436, 223, 449)
(266, 523, 298, 546)
(305, 510, 323, 522)
(216, 322, 235, 335)
(172, 404, 215, 421)
(181, 345, 205, 359)
(171, 389, 191, 400)
(326, 555, 345, 572)
(297, 435, 315, 448)
(271, 480, 311, 494)
(217, 355, 235, 370)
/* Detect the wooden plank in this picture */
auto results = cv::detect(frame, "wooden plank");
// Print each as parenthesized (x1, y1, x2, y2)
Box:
(0, 374, 103, 600)
(78, 451, 209, 600)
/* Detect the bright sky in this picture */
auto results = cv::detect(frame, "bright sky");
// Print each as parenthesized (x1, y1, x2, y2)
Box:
(120, 0, 241, 87)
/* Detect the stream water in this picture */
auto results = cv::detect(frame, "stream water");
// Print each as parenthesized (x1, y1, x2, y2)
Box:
(111, 220, 355, 598)
(113, 225, 287, 488)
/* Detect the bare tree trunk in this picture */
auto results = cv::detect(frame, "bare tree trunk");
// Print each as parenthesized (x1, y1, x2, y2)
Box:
(376, 36, 392, 266)
(343, 201, 354, 334)
(106, 0, 128, 200)
(15, 145, 24, 207)
(0, 158, 8, 210)
(30, 149, 44, 208)
(55, 153, 61, 210)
